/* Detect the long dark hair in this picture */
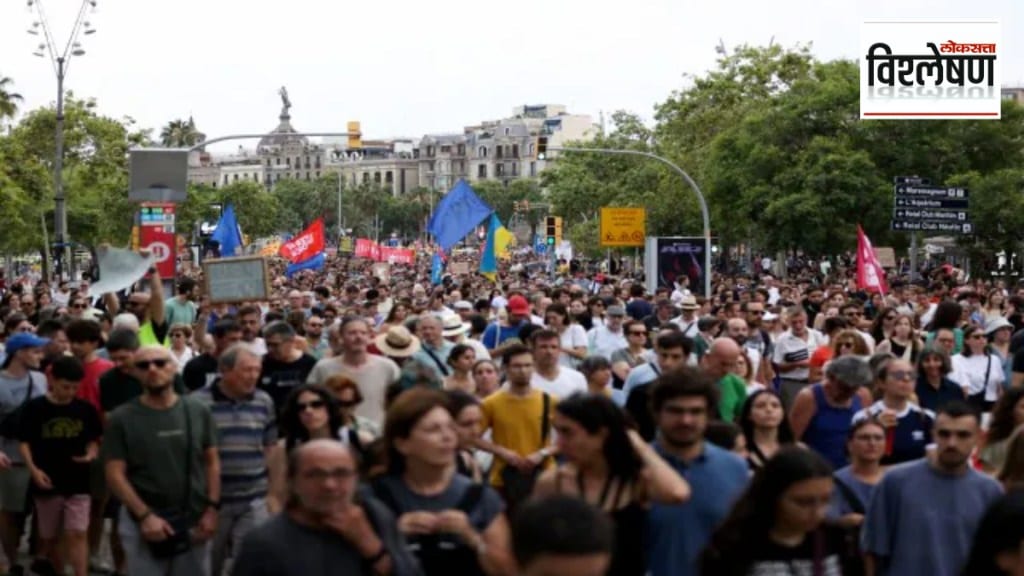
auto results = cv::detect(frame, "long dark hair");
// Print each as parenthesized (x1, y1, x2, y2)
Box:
(281, 384, 344, 452)
(988, 388, 1024, 444)
(961, 491, 1024, 576)
(738, 389, 794, 448)
(925, 300, 963, 332)
(555, 393, 643, 486)
(701, 447, 833, 574)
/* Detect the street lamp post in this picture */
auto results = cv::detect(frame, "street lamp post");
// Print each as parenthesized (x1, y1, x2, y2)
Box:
(545, 146, 713, 299)
(28, 0, 97, 281)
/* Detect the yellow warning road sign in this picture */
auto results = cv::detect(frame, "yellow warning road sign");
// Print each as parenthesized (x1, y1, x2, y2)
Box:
(599, 207, 646, 247)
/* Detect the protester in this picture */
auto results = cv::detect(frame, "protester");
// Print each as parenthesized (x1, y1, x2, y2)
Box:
(510, 495, 614, 576)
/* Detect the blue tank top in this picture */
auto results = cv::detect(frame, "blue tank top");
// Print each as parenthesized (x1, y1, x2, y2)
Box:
(804, 384, 862, 470)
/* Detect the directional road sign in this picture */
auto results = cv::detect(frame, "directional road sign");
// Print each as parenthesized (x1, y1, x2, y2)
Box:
(893, 209, 970, 222)
(891, 221, 973, 234)
(894, 197, 969, 210)
(893, 185, 969, 200)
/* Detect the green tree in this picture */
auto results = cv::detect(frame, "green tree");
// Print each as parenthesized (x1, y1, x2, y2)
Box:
(216, 180, 281, 238)
(946, 169, 1024, 275)
(159, 117, 205, 148)
(0, 76, 22, 121)
(273, 177, 336, 232)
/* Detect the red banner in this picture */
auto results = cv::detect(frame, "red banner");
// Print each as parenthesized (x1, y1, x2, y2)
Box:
(279, 219, 325, 263)
(353, 238, 415, 265)
(140, 225, 176, 279)
(856, 225, 889, 296)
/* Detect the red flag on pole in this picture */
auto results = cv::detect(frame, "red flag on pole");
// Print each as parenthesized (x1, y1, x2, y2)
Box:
(856, 225, 888, 296)
(279, 219, 325, 264)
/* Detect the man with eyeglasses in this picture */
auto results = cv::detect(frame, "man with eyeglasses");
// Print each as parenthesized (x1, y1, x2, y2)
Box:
(232, 440, 420, 576)
(103, 346, 220, 576)
(193, 344, 276, 576)
(303, 313, 329, 360)
(862, 402, 1001, 576)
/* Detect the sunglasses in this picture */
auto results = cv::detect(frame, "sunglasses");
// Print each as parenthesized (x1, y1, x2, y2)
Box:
(297, 399, 326, 411)
(134, 358, 170, 371)
(71, 303, 87, 309)
(628, 331, 647, 336)
(887, 370, 915, 381)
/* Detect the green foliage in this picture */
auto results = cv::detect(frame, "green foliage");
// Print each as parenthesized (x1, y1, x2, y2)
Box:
(272, 176, 337, 231)
(216, 180, 281, 239)
(0, 76, 23, 122)
(159, 118, 204, 148)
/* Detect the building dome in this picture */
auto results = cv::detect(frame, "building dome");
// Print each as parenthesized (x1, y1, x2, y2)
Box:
(257, 113, 309, 152)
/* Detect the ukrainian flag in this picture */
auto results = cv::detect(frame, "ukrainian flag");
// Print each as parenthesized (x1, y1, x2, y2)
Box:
(479, 213, 514, 282)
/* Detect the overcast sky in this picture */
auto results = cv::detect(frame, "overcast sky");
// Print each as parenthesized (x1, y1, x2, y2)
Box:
(1, 0, 1019, 151)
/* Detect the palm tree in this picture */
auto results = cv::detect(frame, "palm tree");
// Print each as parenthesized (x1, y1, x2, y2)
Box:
(159, 116, 205, 148)
(0, 76, 24, 121)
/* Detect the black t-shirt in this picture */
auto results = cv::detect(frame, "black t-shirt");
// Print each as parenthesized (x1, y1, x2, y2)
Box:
(99, 369, 185, 413)
(703, 525, 847, 576)
(18, 396, 102, 495)
(183, 353, 219, 392)
(260, 354, 318, 412)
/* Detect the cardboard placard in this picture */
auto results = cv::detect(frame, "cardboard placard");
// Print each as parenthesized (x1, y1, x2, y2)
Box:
(875, 247, 897, 268)
(203, 256, 271, 303)
(449, 262, 470, 275)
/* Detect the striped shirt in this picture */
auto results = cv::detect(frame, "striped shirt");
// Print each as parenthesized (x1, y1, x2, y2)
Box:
(192, 383, 277, 503)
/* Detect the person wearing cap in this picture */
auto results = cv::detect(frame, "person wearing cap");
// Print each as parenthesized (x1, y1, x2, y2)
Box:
(0, 332, 49, 572)
(481, 295, 532, 355)
(587, 305, 628, 361)
(788, 356, 874, 470)
(670, 296, 701, 339)
(986, 316, 1014, 391)
(441, 313, 490, 362)
(452, 300, 474, 323)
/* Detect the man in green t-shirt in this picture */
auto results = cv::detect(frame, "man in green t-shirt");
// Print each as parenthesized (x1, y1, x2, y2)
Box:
(102, 345, 219, 576)
(701, 337, 747, 422)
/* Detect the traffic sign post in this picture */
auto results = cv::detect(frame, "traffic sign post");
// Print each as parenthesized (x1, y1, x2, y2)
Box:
(890, 177, 971, 281)
(599, 207, 646, 247)
(138, 203, 177, 280)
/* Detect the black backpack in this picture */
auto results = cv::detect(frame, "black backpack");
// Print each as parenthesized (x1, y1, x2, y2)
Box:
(370, 479, 486, 576)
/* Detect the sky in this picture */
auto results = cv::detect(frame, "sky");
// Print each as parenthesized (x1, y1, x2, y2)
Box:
(1, 0, 1019, 152)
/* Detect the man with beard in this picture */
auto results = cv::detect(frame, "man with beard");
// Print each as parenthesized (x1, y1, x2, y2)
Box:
(862, 402, 1002, 576)
(646, 367, 748, 576)
(103, 346, 220, 576)
(164, 278, 199, 329)
(231, 440, 420, 576)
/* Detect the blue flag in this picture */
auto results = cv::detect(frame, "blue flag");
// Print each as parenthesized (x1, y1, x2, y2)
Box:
(286, 252, 325, 277)
(426, 180, 493, 251)
(430, 253, 444, 285)
(210, 204, 243, 257)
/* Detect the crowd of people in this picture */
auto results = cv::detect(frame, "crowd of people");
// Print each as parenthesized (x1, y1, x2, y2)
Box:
(1, 253, 1024, 575)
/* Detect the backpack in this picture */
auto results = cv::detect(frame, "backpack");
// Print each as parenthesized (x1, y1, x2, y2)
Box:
(371, 479, 486, 576)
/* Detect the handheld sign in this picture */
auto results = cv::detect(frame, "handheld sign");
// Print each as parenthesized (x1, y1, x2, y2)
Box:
(203, 256, 271, 304)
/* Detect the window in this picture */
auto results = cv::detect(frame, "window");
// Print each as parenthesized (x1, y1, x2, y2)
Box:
(275, 158, 281, 165)
(374, 172, 382, 183)
(457, 144, 465, 156)
(529, 142, 535, 156)
(530, 161, 537, 176)
(223, 175, 229, 185)
(286, 157, 291, 166)
(233, 174, 239, 181)
(478, 164, 487, 178)
(386, 171, 393, 183)
(512, 144, 519, 158)
(306, 172, 311, 180)
(253, 174, 259, 181)
(363, 173, 370, 183)
(504, 127, 510, 136)
(496, 164, 504, 177)
(441, 145, 451, 153)
(427, 146, 435, 157)
(512, 163, 518, 176)
(429, 161, 436, 173)
(316, 171, 320, 178)
(496, 146, 504, 159)
(266, 158, 272, 166)
(478, 146, 488, 158)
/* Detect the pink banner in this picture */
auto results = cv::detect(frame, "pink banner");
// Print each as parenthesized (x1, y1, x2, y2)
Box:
(353, 239, 415, 265)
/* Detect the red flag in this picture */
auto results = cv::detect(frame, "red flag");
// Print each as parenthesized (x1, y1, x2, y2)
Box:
(279, 219, 325, 263)
(856, 225, 889, 296)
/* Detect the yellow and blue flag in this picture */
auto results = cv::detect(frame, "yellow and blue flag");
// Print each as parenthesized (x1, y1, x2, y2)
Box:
(479, 213, 514, 282)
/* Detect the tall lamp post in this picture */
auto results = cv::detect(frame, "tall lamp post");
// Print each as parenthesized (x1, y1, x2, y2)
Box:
(27, 0, 98, 280)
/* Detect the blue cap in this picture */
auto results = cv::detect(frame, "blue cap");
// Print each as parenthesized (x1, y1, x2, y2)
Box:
(4, 333, 50, 358)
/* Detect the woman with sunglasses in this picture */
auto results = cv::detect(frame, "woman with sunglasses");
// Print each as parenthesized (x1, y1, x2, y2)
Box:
(324, 374, 379, 454)
(875, 313, 923, 364)
(868, 306, 898, 345)
(951, 324, 1004, 413)
(266, 384, 343, 513)
(610, 320, 649, 386)
(853, 358, 934, 466)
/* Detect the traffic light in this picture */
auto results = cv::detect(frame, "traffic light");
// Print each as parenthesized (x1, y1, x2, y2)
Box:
(537, 136, 548, 160)
(545, 216, 563, 246)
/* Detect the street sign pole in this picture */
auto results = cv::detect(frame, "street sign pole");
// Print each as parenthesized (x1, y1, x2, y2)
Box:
(910, 233, 918, 282)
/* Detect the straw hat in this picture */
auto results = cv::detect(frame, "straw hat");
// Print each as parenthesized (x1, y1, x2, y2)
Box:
(441, 314, 470, 338)
(374, 325, 421, 358)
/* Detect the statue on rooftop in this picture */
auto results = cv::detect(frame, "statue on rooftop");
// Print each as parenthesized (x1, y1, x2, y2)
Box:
(279, 86, 291, 117)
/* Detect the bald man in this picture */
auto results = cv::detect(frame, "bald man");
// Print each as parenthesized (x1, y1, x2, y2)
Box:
(700, 338, 748, 422)
(232, 440, 421, 576)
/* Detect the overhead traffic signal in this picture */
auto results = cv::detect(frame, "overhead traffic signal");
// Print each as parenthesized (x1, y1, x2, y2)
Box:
(537, 136, 548, 160)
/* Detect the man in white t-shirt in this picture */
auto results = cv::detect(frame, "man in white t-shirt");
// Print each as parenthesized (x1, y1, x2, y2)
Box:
(670, 296, 701, 339)
(529, 329, 587, 397)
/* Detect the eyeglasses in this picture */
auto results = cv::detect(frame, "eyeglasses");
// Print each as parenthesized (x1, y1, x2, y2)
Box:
(887, 370, 915, 381)
(134, 358, 170, 371)
(969, 334, 987, 340)
(297, 399, 326, 412)
(71, 303, 86, 310)
(628, 331, 647, 336)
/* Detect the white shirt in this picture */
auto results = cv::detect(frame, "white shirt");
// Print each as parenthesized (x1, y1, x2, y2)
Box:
(460, 337, 492, 361)
(588, 325, 627, 360)
(772, 329, 826, 381)
(531, 367, 587, 398)
(669, 315, 700, 338)
(558, 324, 588, 368)
(952, 352, 1004, 401)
